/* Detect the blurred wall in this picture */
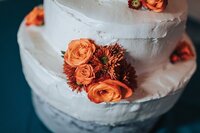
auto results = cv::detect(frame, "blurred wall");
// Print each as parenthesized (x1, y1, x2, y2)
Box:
(188, 0, 200, 22)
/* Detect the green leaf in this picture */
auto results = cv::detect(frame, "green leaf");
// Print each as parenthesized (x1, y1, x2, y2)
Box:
(61, 51, 66, 55)
(101, 56, 108, 64)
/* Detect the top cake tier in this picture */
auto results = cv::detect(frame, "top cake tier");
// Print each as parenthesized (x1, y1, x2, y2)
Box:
(43, 0, 188, 74)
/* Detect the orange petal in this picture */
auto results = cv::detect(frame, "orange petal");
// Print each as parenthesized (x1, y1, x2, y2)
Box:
(103, 79, 133, 99)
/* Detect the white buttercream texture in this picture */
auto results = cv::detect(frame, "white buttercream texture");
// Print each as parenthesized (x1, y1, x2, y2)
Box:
(17, 0, 196, 125)
(43, 0, 188, 74)
(18, 22, 196, 124)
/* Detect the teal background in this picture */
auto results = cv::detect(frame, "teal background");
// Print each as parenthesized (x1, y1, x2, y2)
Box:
(0, 0, 200, 133)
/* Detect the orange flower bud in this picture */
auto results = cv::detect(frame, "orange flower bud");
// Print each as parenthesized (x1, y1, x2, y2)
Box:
(26, 6, 44, 26)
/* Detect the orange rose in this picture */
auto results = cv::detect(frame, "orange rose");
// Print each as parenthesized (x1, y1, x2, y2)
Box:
(142, 0, 168, 12)
(64, 39, 96, 67)
(75, 64, 95, 85)
(87, 79, 133, 103)
(26, 6, 44, 26)
(170, 41, 194, 63)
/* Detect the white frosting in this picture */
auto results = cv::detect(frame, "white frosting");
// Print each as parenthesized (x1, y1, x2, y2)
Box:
(32, 92, 160, 133)
(43, 0, 188, 74)
(17, 22, 196, 125)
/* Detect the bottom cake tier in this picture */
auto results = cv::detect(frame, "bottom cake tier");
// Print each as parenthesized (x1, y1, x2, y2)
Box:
(32, 93, 159, 133)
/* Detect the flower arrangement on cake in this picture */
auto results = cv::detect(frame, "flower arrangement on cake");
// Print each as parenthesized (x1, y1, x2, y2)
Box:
(128, 0, 168, 12)
(25, 5, 194, 105)
(62, 39, 137, 104)
(19, 1, 197, 133)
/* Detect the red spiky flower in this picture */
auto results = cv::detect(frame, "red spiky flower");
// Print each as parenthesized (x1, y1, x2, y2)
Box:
(128, 0, 142, 9)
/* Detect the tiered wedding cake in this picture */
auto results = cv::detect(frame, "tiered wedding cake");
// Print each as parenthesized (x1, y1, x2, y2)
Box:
(18, 0, 196, 132)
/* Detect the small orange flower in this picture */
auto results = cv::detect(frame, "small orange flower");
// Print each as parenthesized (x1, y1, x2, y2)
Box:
(142, 0, 168, 12)
(26, 6, 44, 26)
(170, 41, 194, 64)
(64, 39, 96, 67)
(75, 64, 95, 85)
(87, 79, 133, 103)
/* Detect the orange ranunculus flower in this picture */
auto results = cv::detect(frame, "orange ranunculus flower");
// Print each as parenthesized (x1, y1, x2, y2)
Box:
(87, 79, 133, 103)
(142, 0, 168, 12)
(26, 6, 44, 26)
(64, 39, 96, 67)
(75, 64, 95, 85)
(170, 41, 194, 64)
